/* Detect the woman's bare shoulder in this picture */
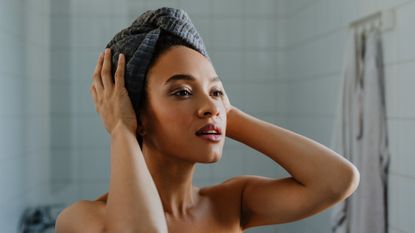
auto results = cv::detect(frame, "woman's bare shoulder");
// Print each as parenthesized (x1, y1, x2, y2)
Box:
(55, 199, 106, 233)
(200, 175, 256, 194)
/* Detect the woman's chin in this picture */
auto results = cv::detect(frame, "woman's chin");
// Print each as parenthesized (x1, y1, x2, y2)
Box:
(199, 153, 222, 163)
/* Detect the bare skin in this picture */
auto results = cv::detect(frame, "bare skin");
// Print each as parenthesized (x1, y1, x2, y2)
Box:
(55, 46, 360, 233)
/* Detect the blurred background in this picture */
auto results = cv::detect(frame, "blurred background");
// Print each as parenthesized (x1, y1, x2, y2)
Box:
(0, 0, 414, 232)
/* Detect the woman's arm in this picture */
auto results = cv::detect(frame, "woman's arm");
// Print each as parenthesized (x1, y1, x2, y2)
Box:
(106, 123, 167, 232)
(224, 106, 360, 228)
(90, 49, 168, 233)
(105, 121, 168, 233)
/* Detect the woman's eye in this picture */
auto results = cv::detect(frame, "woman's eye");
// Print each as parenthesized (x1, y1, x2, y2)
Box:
(213, 90, 224, 97)
(172, 89, 224, 98)
(173, 89, 192, 97)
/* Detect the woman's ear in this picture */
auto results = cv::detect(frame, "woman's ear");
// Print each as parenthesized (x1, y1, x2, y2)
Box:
(136, 112, 147, 136)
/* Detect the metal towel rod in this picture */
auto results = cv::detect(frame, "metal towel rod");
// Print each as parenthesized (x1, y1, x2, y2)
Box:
(349, 9, 395, 32)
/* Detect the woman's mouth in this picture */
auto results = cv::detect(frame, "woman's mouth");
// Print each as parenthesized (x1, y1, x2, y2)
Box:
(195, 124, 223, 142)
(196, 133, 222, 142)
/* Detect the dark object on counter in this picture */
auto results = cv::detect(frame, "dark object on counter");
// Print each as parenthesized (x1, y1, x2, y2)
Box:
(18, 204, 65, 233)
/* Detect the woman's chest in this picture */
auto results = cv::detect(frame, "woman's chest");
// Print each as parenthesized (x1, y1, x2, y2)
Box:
(165, 193, 243, 233)
(166, 213, 242, 233)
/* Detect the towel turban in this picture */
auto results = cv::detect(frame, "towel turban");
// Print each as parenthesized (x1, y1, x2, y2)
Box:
(105, 7, 210, 116)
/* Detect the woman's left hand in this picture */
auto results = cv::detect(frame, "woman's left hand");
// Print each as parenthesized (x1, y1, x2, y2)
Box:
(222, 87, 233, 115)
(221, 86, 239, 138)
(90, 48, 137, 135)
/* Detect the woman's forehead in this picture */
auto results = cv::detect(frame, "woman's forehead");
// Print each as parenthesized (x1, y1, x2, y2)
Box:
(163, 73, 221, 86)
(148, 46, 218, 85)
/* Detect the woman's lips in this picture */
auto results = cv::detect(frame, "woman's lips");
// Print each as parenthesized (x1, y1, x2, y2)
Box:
(196, 134, 222, 142)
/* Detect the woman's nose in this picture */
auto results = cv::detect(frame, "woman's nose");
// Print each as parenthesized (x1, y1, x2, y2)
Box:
(197, 94, 220, 118)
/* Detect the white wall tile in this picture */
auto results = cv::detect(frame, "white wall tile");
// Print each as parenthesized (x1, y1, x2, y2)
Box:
(0, 157, 25, 205)
(50, 149, 75, 183)
(0, 0, 24, 35)
(179, 0, 211, 17)
(0, 78, 23, 118)
(0, 118, 24, 161)
(50, 17, 72, 47)
(72, 17, 119, 48)
(190, 17, 213, 50)
(397, 120, 415, 177)
(211, 148, 245, 179)
(212, 18, 245, 49)
(145, 0, 181, 11)
(212, 0, 246, 17)
(24, 116, 50, 153)
(244, 147, 280, 178)
(244, 18, 281, 49)
(75, 115, 110, 148)
(24, 151, 50, 192)
(382, 30, 398, 65)
(218, 83, 246, 111)
(396, 2, 415, 62)
(287, 76, 340, 116)
(388, 174, 400, 229)
(398, 176, 415, 232)
(79, 150, 110, 182)
(50, 116, 73, 148)
(284, 0, 313, 16)
(387, 120, 400, 173)
(244, 82, 283, 114)
(0, 198, 26, 233)
(50, 82, 72, 114)
(194, 163, 213, 180)
(396, 61, 415, 118)
(210, 50, 245, 84)
(245, 50, 281, 79)
(72, 0, 113, 17)
(79, 182, 108, 200)
(384, 64, 399, 118)
(0, 33, 24, 78)
(245, 0, 280, 17)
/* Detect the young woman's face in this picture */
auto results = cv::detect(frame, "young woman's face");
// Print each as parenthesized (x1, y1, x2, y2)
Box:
(140, 45, 227, 163)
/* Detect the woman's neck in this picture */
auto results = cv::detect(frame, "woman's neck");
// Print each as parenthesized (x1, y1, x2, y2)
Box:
(142, 143, 200, 217)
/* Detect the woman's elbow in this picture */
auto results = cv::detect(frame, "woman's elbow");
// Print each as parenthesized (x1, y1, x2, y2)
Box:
(329, 163, 360, 202)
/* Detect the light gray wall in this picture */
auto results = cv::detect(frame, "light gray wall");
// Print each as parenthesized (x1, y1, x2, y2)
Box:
(280, 0, 415, 233)
(0, 0, 51, 231)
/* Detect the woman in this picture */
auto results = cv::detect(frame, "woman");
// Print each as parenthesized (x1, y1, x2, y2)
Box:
(56, 7, 359, 233)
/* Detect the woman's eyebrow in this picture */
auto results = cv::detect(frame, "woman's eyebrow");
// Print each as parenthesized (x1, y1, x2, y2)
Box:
(164, 74, 220, 85)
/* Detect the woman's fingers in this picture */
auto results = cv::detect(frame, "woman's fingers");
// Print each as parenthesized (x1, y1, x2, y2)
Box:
(90, 86, 99, 112)
(101, 48, 114, 93)
(115, 53, 125, 91)
(92, 52, 104, 95)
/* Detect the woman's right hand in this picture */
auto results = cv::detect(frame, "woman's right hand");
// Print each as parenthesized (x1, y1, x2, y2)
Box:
(90, 48, 137, 135)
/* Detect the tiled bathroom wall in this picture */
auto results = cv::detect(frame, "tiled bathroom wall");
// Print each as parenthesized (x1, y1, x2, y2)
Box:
(0, 0, 51, 231)
(279, 0, 415, 233)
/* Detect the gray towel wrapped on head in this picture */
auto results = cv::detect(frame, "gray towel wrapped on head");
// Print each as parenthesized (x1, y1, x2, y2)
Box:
(105, 7, 210, 115)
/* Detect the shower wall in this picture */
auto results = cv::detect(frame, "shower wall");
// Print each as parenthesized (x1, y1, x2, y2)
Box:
(280, 0, 415, 233)
(0, 0, 51, 231)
